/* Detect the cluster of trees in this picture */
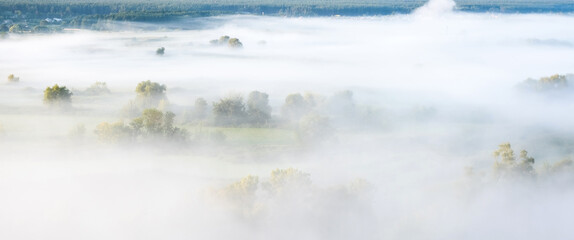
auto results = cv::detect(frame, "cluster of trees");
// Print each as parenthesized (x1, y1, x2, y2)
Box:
(484, 142, 574, 182)
(2, 0, 574, 33)
(519, 74, 570, 91)
(43, 84, 72, 106)
(185, 88, 381, 143)
(214, 167, 371, 218)
(80, 81, 110, 96)
(123, 80, 168, 117)
(95, 108, 187, 144)
(34, 79, 379, 145)
(210, 35, 243, 48)
(211, 91, 271, 127)
(43, 81, 111, 107)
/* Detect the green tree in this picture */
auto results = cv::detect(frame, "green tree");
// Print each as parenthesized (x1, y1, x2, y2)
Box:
(328, 90, 354, 112)
(187, 97, 208, 122)
(156, 47, 165, 55)
(326, 90, 356, 124)
(297, 113, 333, 144)
(83, 81, 110, 95)
(219, 175, 259, 205)
(247, 91, 271, 126)
(133, 108, 164, 135)
(131, 109, 187, 141)
(228, 38, 243, 48)
(218, 35, 230, 44)
(282, 93, 308, 121)
(95, 121, 134, 143)
(212, 95, 247, 126)
(135, 80, 167, 109)
(96, 109, 187, 143)
(210, 36, 242, 48)
(43, 84, 72, 105)
(213, 174, 259, 218)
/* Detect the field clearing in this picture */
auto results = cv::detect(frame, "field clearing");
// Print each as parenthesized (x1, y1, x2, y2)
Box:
(186, 125, 299, 146)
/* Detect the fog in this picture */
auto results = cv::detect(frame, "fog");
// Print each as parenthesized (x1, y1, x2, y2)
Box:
(2, 0, 574, 239)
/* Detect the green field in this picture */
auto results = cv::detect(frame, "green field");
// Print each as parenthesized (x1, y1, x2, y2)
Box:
(186, 125, 300, 146)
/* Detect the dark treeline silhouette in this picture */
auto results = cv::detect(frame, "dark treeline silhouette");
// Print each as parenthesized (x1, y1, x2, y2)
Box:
(2, 0, 574, 32)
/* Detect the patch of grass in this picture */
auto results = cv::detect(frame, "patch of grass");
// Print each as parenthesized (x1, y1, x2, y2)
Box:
(188, 126, 299, 146)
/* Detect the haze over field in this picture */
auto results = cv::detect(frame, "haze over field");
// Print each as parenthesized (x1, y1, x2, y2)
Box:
(1, 0, 574, 239)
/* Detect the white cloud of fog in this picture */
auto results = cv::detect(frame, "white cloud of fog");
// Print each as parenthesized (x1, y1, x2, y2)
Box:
(2, 5, 574, 240)
(414, 0, 456, 17)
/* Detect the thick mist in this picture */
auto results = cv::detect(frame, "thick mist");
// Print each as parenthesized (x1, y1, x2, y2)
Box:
(2, 1, 574, 239)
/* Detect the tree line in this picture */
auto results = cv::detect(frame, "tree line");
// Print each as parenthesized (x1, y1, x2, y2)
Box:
(3, 0, 571, 33)
(39, 79, 382, 145)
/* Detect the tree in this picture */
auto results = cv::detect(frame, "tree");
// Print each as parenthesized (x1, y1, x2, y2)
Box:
(219, 35, 230, 44)
(219, 175, 259, 206)
(247, 91, 271, 126)
(7, 74, 19, 83)
(188, 97, 208, 122)
(326, 90, 356, 124)
(83, 81, 110, 95)
(228, 38, 243, 48)
(519, 74, 568, 91)
(210, 35, 230, 45)
(131, 109, 187, 141)
(96, 109, 187, 143)
(135, 80, 167, 109)
(156, 47, 165, 55)
(539, 74, 567, 89)
(492, 142, 535, 180)
(328, 90, 354, 112)
(194, 98, 208, 119)
(297, 113, 333, 144)
(132, 108, 164, 135)
(43, 84, 72, 105)
(282, 93, 308, 121)
(262, 168, 312, 195)
(213, 95, 247, 126)
(95, 121, 134, 143)
(210, 36, 242, 48)
(213, 174, 260, 218)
